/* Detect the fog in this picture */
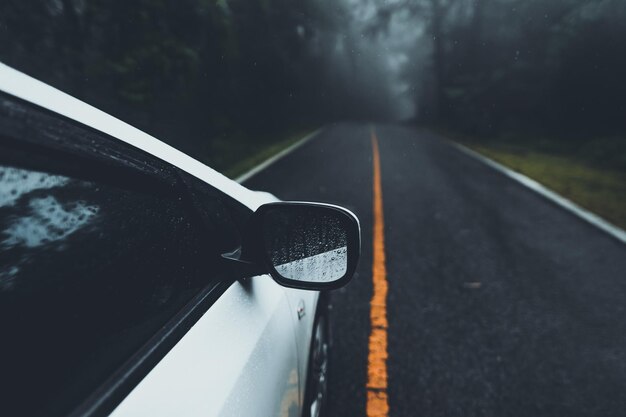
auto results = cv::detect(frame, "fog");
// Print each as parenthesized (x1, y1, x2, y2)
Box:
(1, 0, 625, 163)
(311, 0, 424, 120)
(320, 0, 625, 137)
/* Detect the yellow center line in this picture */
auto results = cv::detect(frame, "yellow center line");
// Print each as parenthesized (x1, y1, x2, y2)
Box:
(367, 127, 389, 417)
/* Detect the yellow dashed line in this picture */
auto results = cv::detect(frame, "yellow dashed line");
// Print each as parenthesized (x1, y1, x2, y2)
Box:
(367, 128, 389, 417)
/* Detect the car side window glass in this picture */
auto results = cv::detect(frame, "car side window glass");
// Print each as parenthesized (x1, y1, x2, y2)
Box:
(0, 95, 245, 417)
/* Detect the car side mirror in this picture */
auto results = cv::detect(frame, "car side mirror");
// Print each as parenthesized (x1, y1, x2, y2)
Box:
(223, 202, 361, 290)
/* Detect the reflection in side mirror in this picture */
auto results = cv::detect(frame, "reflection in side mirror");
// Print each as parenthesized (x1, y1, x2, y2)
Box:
(257, 202, 360, 290)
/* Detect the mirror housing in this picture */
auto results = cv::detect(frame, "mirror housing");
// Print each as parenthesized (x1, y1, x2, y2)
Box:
(223, 202, 361, 290)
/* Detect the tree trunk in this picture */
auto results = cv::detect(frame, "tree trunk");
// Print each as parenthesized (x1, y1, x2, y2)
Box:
(429, 0, 446, 120)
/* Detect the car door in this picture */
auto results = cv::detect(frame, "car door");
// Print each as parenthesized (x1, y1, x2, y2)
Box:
(110, 275, 302, 417)
(0, 90, 301, 417)
(282, 286, 320, 406)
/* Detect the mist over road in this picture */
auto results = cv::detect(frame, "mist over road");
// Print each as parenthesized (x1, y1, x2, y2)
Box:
(245, 123, 626, 417)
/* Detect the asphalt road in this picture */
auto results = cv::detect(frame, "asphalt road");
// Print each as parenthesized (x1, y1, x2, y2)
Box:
(244, 123, 626, 417)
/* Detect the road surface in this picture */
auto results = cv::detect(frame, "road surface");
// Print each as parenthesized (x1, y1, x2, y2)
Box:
(244, 123, 626, 417)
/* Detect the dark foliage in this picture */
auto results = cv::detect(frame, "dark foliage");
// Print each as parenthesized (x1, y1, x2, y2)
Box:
(0, 0, 358, 158)
(412, 0, 626, 141)
(1, 0, 624, 160)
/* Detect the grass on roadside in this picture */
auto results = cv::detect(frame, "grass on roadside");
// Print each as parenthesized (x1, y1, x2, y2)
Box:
(466, 143, 626, 230)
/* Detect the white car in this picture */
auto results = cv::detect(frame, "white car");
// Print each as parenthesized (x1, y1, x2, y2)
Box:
(0, 63, 360, 417)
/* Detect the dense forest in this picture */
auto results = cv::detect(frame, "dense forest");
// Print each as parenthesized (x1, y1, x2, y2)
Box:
(1, 0, 625, 169)
(399, 0, 626, 139)
(1, 0, 387, 165)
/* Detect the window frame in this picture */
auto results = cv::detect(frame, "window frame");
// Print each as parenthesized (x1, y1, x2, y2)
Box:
(0, 91, 252, 417)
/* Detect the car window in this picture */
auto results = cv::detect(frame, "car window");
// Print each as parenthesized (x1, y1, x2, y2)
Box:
(0, 93, 247, 417)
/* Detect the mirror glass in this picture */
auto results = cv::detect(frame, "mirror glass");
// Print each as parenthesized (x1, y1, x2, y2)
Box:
(262, 206, 348, 284)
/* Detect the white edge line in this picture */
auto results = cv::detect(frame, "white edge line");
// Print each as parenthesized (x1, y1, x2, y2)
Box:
(235, 128, 323, 183)
(451, 141, 626, 245)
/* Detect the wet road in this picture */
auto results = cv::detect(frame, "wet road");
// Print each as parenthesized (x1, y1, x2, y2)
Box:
(244, 123, 626, 417)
